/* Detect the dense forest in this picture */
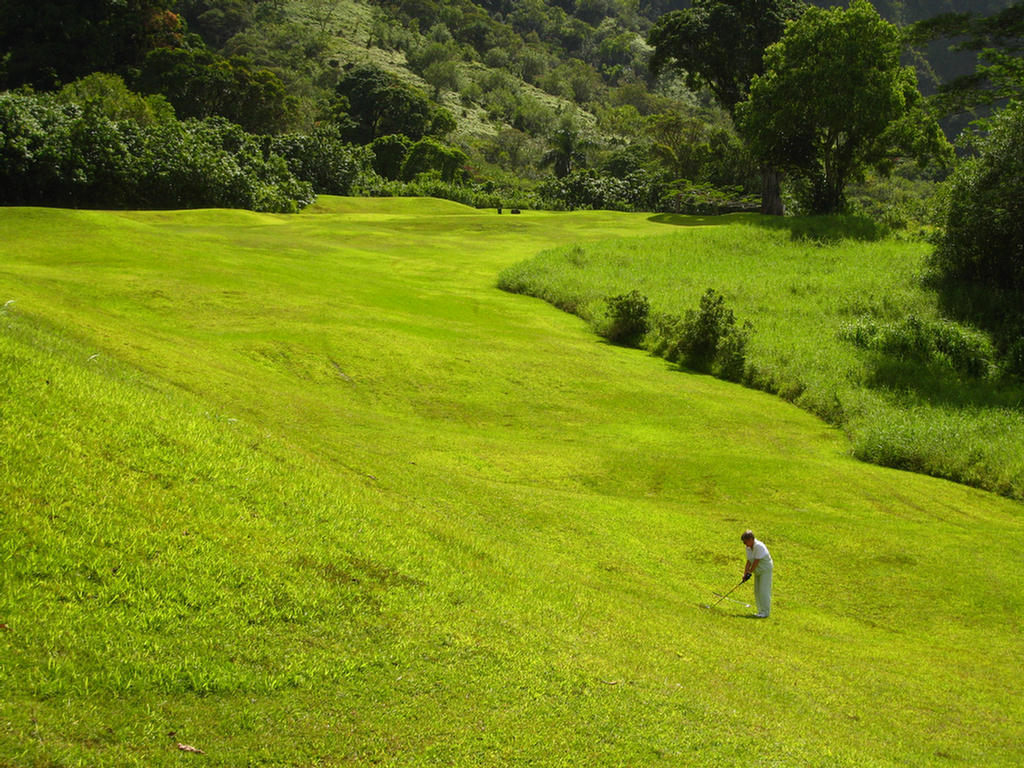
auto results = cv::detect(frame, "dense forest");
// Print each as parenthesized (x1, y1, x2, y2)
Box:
(0, 0, 1017, 216)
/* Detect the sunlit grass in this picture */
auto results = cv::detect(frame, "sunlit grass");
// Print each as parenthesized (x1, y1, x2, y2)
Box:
(1, 200, 1023, 766)
(499, 216, 1024, 499)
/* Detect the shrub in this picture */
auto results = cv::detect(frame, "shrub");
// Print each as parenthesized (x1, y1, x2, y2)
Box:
(364, 176, 514, 210)
(601, 291, 649, 346)
(539, 169, 662, 211)
(371, 134, 412, 181)
(268, 127, 372, 195)
(0, 91, 313, 212)
(57, 73, 175, 126)
(715, 320, 754, 382)
(645, 289, 752, 378)
(681, 289, 739, 372)
(401, 137, 469, 183)
(659, 181, 759, 215)
(1003, 338, 1024, 380)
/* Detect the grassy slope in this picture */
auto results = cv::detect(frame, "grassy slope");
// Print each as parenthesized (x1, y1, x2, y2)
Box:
(498, 218, 1024, 498)
(1, 199, 1022, 767)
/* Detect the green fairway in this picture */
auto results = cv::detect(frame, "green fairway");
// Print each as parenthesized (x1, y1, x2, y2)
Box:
(1, 198, 1022, 766)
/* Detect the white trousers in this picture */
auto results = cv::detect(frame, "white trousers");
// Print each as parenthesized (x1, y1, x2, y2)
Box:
(754, 569, 773, 617)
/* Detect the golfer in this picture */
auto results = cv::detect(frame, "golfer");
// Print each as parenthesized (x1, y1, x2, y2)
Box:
(741, 530, 773, 618)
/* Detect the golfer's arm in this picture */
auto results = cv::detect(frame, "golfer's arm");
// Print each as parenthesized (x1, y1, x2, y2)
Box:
(745, 558, 760, 575)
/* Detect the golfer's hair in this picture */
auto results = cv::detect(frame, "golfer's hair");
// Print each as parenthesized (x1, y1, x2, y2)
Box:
(741, 530, 755, 542)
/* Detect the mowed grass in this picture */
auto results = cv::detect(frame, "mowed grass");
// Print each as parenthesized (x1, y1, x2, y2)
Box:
(498, 216, 1024, 499)
(1, 199, 1023, 767)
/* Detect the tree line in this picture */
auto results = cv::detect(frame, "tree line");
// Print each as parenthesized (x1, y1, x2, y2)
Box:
(0, 1, 1021, 226)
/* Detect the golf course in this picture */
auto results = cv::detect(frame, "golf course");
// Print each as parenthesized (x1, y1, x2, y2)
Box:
(2, 197, 1022, 766)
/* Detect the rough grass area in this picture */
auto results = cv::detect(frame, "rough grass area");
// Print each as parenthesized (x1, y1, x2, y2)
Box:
(498, 215, 1024, 499)
(2, 199, 1023, 766)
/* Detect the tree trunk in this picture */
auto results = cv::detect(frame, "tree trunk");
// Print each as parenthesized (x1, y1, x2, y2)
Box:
(760, 165, 784, 216)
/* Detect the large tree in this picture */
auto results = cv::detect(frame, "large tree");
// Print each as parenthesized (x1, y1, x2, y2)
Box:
(334, 63, 445, 144)
(647, 0, 804, 215)
(134, 46, 298, 134)
(736, 0, 950, 214)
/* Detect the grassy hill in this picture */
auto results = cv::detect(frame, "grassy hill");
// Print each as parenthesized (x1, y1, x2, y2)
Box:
(2, 199, 1023, 766)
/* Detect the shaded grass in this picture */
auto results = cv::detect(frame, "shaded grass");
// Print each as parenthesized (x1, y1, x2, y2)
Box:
(1, 199, 1023, 766)
(498, 216, 1024, 499)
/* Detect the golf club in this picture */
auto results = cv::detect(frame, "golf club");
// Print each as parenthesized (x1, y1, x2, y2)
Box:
(711, 591, 751, 608)
(703, 578, 745, 609)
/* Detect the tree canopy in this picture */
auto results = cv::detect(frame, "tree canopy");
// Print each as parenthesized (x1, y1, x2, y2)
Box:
(932, 99, 1024, 293)
(647, 0, 804, 114)
(737, 0, 951, 214)
(0, 0, 181, 90)
(334, 64, 451, 144)
(647, 0, 804, 215)
(910, 2, 1024, 115)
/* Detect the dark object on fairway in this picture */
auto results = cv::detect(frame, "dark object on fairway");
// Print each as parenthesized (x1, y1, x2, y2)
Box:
(511, 208, 521, 214)
(497, 206, 502, 214)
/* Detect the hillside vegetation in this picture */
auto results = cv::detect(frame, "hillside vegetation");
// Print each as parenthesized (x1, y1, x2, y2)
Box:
(2, 200, 1023, 766)
(5, 1, 1016, 217)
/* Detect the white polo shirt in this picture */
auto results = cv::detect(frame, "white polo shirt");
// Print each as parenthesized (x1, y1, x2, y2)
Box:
(747, 539, 773, 573)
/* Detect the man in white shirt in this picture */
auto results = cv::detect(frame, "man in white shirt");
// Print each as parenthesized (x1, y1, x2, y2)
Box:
(741, 530, 773, 618)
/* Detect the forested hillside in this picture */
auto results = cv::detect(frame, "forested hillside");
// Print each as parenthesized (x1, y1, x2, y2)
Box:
(0, 0, 1018, 215)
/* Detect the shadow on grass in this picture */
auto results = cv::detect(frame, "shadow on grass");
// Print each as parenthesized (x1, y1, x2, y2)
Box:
(747, 213, 890, 242)
(649, 210, 890, 242)
(863, 356, 1024, 412)
(646, 212, 753, 228)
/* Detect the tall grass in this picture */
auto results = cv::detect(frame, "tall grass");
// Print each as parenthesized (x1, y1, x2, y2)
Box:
(498, 215, 1024, 498)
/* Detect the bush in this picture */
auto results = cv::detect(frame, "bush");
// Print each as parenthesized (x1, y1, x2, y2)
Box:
(601, 291, 649, 346)
(659, 181, 759, 215)
(0, 91, 313, 212)
(401, 137, 469, 183)
(646, 289, 752, 379)
(1004, 338, 1024, 380)
(268, 128, 372, 195)
(371, 134, 412, 181)
(539, 169, 661, 211)
(364, 176, 514, 210)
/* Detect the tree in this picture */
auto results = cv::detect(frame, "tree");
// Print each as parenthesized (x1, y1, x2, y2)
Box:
(647, 0, 804, 215)
(736, 0, 951, 214)
(401, 137, 469, 182)
(932, 99, 1024, 293)
(909, 2, 1024, 116)
(645, 114, 712, 182)
(134, 46, 298, 134)
(541, 115, 594, 178)
(371, 134, 413, 180)
(334, 64, 437, 143)
(57, 73, 175, 126)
